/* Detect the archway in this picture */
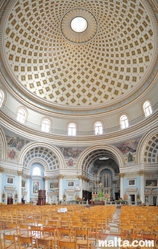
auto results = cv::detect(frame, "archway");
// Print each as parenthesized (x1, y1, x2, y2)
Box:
(77, 145, 124, 201)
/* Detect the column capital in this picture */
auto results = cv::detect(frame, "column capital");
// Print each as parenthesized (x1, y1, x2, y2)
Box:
(77, 175, 83, 180)
(17, 171, 23, 176)
(0, 167, 4, 173)
(138, 170, 145, 176)
(26, 175, 31, 179)
(58, 174, 64, 179)
(44, 176, 49, 180)
(119, 173, 125, 178)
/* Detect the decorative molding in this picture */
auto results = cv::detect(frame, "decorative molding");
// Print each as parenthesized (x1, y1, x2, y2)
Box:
(44, 176, 49, 180)
(22, 191, 27, 196)
(126, 188, 138, 192)
(0, 167, 4, 173)
(17, 171, 23, 176)
(64, 175, 77, 179)
(138, 170, 145, 176)
(77, 175, 83, 180)
(58, 174, 64, 179)
(4, 185, 16, 191)
(26, 175, 31, 179)
(119, 173, 125, 178)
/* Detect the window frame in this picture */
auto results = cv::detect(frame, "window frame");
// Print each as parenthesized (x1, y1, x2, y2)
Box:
(0, 90, 4, 108)
(120, 114, 129, 129)
(32, 166, 41, 176)
(41, 118, 51, 132)
(94, 121, 103, 135)
(143, 100, 152, 117)
(16, 107, 27, 124)
(68, 123, 76, 136)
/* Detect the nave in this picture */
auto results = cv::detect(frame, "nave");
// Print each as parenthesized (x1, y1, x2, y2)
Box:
(0, 204, 157, 249)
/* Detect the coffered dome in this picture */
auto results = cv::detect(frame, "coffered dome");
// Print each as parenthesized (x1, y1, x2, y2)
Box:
(1, 0, 157, 112)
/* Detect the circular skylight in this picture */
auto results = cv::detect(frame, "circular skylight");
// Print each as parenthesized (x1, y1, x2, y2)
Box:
(71, 17, 87, 32)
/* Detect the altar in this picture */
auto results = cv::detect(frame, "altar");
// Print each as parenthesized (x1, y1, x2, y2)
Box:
(90, 199, 105, 205)
(92, 193, 110, 200)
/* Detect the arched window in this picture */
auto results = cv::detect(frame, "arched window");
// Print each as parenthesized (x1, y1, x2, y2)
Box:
(32, 166, 41, 176)
(120, 115, 129, 129)
(0, 90, 4, 108)
(68, 123, 76, 136)
(94, 121, 103, 135)
(41, 119, 51, 132)
(143, 101, 152, 117)
(103, 173, 111, 188)
(17, 108, 27, 124)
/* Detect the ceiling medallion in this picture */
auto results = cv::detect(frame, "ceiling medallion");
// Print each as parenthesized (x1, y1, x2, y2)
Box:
(61, 9, 98, 43)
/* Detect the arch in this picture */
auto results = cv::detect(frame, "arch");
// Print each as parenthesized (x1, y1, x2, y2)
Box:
(97, 165, 116, 178)
(19, 142, 66, 169)
(24, 158, 49, 172)
(0, 127, 7, 160)
(136, 127, 158, 164)
(77, 145, 125, 171)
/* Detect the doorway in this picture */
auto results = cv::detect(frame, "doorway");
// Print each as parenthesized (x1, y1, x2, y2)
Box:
(130, 194, 135, 205)
(153, 196, 157, 206)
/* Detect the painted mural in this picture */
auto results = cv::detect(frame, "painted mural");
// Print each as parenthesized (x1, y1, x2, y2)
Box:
(5, 131, 30, 160)
(60, 147, 84, 158)
(59, 147, 86, 167)
(115, 136, 142, 163)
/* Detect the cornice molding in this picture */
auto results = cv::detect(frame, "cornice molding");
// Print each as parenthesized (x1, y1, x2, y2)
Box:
(0, 109, 157, 146)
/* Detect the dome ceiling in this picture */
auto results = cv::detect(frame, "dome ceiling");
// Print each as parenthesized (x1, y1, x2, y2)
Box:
(1, 0, 157, 111)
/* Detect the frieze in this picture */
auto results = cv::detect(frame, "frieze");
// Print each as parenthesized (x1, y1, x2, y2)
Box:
(126, 188, 138, 192)
(4, 185, 16, 191)
(64, 175, 78, 179)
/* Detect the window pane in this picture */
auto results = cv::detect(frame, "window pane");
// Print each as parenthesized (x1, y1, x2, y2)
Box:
(143, 101, 152, 117)
(32, 167, 41, 176)
(17, 109, 26, 123)
(68, 123, 76, 136)
(0, 90, 4, 108)
(120, 115, 129, 129)
(95, 122, 103, 135)
(41, 119, 50, 132)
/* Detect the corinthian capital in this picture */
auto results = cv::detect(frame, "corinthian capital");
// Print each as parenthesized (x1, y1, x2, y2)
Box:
(17, 171, 23, 176)
(0, 167, 4, 173)
(58, 174, 64, 179)
(138, 170, 145, 176)
(119, 173, 125, 178)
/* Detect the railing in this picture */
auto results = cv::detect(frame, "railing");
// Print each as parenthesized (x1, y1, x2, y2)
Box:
(1, 102, 158, 136)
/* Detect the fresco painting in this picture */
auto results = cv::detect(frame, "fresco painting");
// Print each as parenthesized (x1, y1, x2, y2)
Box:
(6, 134, 30, 160)
(115, 137, 141, 155)
(60, 147, 84, 158)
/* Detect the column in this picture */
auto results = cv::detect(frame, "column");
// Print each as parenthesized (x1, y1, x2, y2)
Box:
(119, 173, 125, 199)
(112, 180, 116, 200)
(58, 174, 64, 201)
(78, 175, 83, 198)
(0, 167, 4, 203)
(44, 176, 49, 203)
(26, 175, 30, 203)
(139, 170, 145, 204)
(17, 171, 22, 203)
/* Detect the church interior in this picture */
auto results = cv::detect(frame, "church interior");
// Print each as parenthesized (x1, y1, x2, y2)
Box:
(0, 0, 158, 247)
